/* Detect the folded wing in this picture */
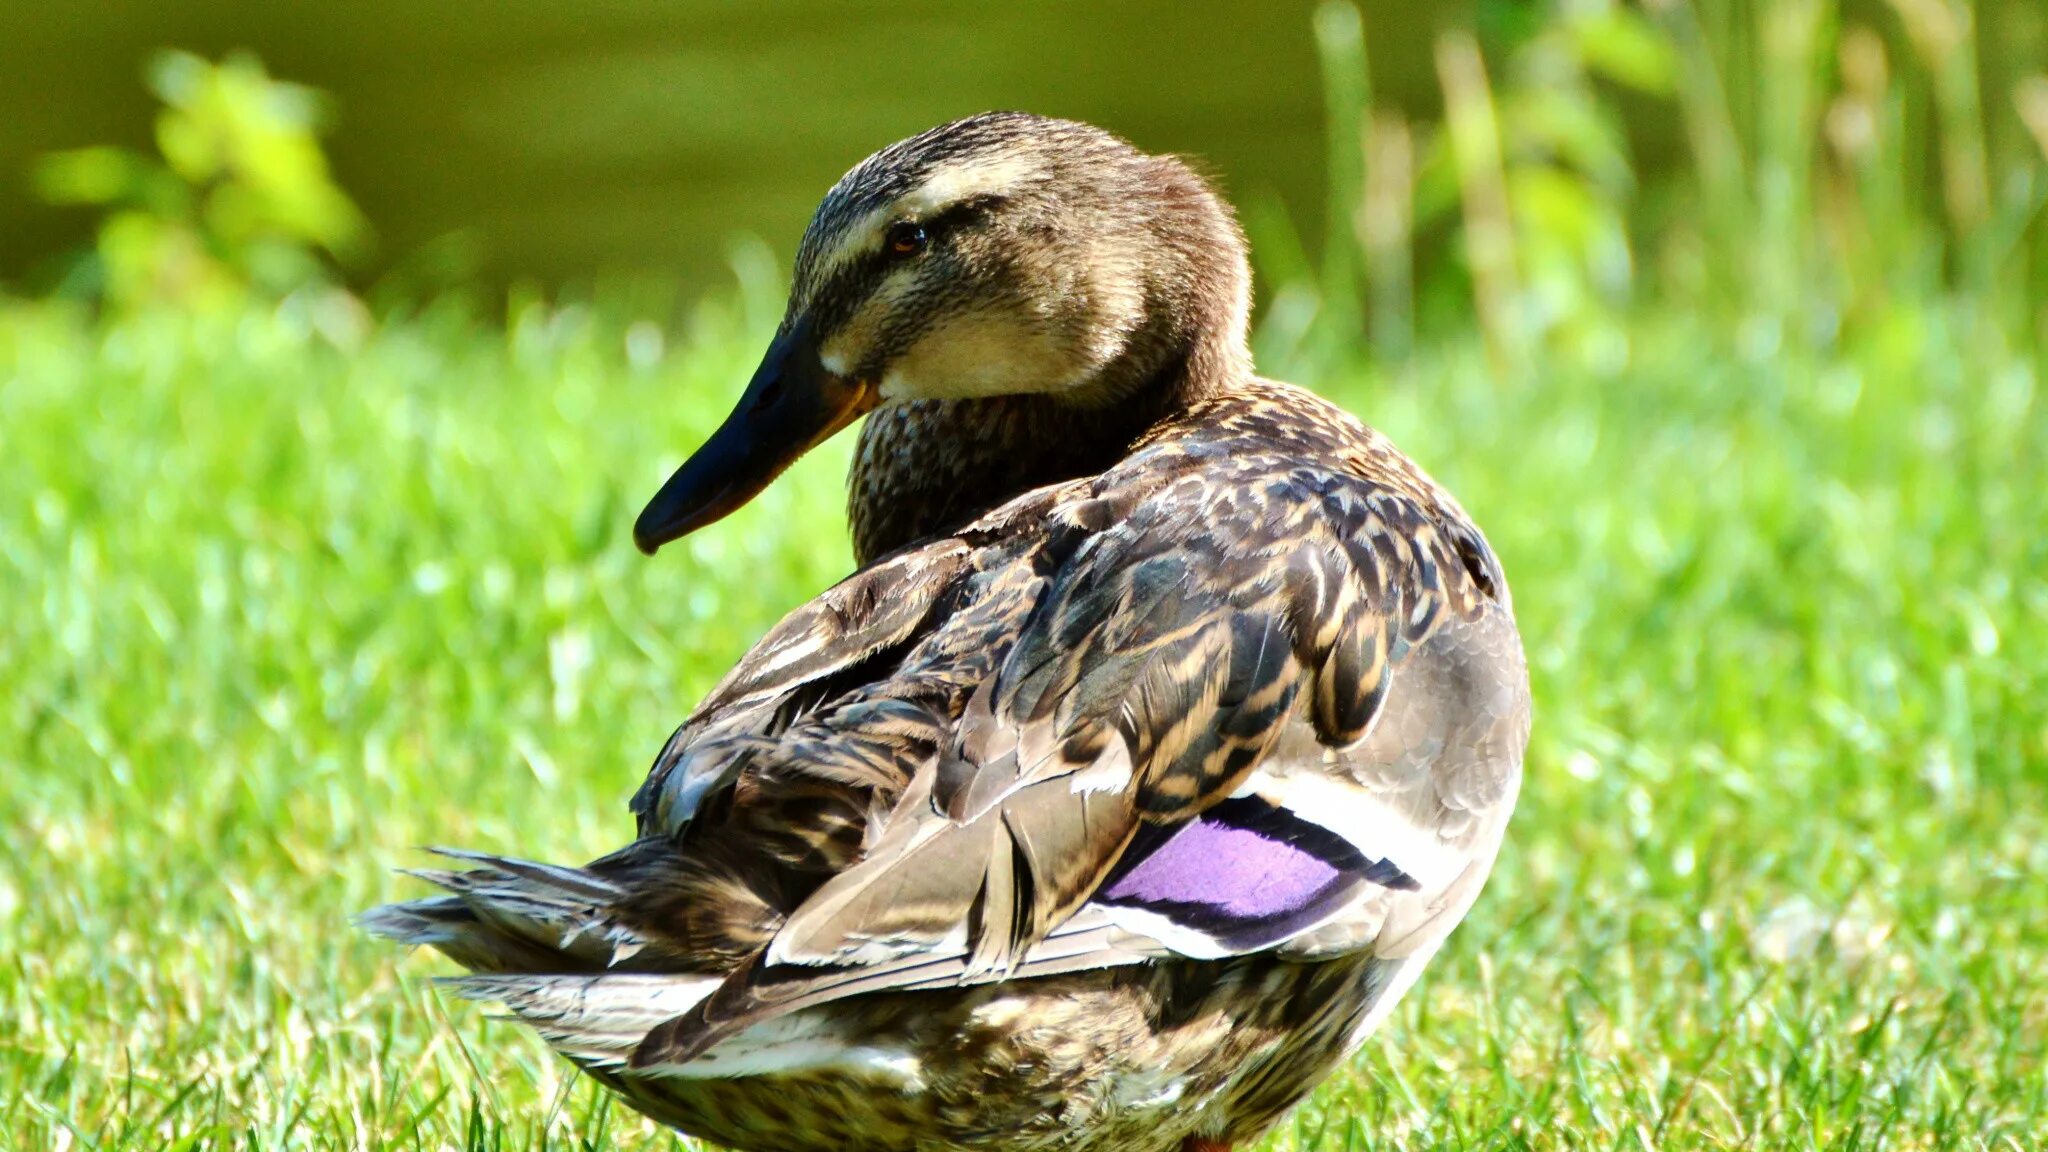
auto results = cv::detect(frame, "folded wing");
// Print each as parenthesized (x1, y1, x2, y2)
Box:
(630, 450, 1509, 1069)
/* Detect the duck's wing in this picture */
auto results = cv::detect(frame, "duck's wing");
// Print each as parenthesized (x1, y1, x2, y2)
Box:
(629, 536, 976, 836)
(632, 444, 1523, 1068)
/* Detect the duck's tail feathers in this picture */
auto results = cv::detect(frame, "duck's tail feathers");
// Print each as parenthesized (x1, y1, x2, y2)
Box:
(444, 973, 722, 1069)
(357, 847, 650, 974)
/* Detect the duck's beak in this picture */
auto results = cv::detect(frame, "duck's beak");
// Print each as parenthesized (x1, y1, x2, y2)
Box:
(634, 317, 875, 554)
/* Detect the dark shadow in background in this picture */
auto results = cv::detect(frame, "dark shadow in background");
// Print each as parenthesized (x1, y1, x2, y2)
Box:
(4, 0, 1466, 289)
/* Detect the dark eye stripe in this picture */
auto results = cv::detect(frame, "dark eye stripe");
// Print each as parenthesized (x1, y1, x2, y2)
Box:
(879, 196, 1000, 261)
(806, 193, 1009, 337)
(923, 194, 1003, 235)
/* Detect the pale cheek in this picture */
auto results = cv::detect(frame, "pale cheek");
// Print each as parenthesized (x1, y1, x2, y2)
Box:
(818, 325, 867, 378)
(879, 312, 1089, 401)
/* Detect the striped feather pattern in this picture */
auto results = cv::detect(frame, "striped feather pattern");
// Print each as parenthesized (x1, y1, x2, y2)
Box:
(363, 112, 1529, 1152)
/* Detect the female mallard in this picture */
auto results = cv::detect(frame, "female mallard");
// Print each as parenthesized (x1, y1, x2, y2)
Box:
(366, 112, 1529, 1152)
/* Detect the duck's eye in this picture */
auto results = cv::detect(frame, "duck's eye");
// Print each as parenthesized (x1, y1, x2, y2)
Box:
(884, 222, 928, 258)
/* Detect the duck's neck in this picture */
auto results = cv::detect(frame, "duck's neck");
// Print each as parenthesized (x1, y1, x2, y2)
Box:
(847, 155, 1255, 563)
(847, 350, 1231, 564)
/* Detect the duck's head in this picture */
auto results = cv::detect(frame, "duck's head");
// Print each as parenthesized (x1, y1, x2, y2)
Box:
(634, 112, 1253, 554)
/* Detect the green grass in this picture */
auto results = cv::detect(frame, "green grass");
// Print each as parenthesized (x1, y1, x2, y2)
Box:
(4, 265, 2044, 1149)
(8, 0, 2048, 1143)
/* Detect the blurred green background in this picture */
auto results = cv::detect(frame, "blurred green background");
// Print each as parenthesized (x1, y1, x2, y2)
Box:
(4, 0, 1356, 289)
(4, 1, 2047, 1149)
(0, 0, 2034, 293)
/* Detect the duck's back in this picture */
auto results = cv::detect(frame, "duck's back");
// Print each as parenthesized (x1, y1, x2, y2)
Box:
(368, 381, 1528, 1152)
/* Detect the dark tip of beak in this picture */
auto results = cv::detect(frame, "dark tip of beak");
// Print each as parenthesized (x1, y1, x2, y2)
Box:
(633, 319, 875, 554)
(632, 521, 665, 556)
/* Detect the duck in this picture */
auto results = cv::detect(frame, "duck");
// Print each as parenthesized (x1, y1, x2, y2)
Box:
(364, 111, 1530, 1152)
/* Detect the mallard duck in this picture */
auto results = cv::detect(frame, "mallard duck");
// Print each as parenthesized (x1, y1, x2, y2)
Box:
(365, 112, 1529, 1152)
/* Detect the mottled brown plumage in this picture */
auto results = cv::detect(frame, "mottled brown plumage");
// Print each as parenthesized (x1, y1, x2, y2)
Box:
(365, 112, 1529, 1152)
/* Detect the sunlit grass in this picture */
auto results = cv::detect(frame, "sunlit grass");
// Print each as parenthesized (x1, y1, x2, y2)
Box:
(3, 271, 2043, 1149)
(8, 0, 2048, 1142)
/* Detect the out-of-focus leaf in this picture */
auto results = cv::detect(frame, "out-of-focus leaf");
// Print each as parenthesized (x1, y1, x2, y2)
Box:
(2018, 76, 2048, 164)
(34, 49, 368, 313)
(1502, 88, 1635, 189)
(96, 212, 233, 311)
(32, 148, 144, 206)
(155, 109, 222, 185)
(144, 48, 209, 108)
(1412, 128, 1464, 227)
(1510, 164, 1608, 252)
(1572, 9, 1679, 95)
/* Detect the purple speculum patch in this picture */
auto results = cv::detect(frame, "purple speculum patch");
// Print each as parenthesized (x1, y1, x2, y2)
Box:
(1099, 795, 1415, 952)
